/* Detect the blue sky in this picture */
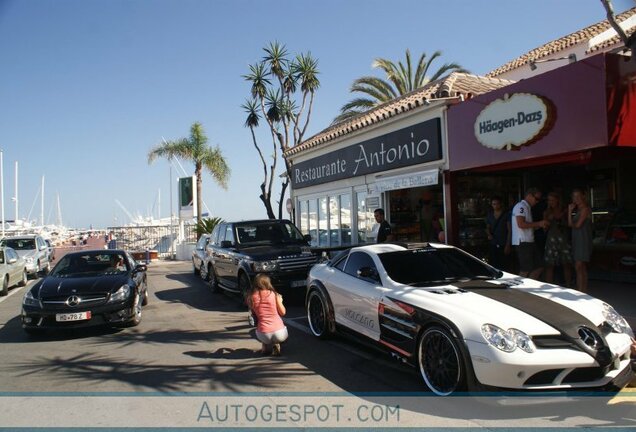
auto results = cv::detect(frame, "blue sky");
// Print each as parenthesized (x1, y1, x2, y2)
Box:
(0, 0, 633, 228)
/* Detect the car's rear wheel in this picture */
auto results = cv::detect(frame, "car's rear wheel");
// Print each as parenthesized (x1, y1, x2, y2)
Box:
(417, 326, 466, 395)
(18, 269, 27, 287)
(307, 289, 333, 339)
(1, 276, 8, 296)
(208, 265, 220, 293)
(238, 273, 251, 306)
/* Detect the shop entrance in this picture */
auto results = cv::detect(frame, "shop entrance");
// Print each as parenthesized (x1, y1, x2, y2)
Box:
(387, 185, 444, 242)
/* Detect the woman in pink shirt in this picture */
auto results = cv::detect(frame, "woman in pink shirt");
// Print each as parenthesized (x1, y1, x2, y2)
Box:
(247, 274, 288, 355)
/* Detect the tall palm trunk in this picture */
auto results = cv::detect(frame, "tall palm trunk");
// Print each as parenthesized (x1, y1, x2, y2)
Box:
(195, 164, 203, 223)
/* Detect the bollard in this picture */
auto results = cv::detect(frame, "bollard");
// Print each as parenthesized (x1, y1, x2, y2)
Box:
(145, 248, 150, 264)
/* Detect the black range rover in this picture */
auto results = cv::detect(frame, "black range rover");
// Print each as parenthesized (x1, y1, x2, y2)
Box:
(203, 219, 317, 296)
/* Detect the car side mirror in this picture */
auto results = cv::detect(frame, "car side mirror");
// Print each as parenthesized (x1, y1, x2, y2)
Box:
(133, 264, 147, 273)
(220, 240, 234, 248)
(8, 257, 17, 264)
(303, 234, 312, 243)
(357, 266, 380, 282)
(39, 245, 48, 251)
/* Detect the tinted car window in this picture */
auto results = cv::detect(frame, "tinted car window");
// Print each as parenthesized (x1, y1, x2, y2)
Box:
(235, 221, 305, 245)
(51, 252, 129, 277)
(224, 225, 235, 244)
(344, 252, 377, 278)
(379, 247, 500, 286)
(211, 226, 220, 245)
(333, 253, 348, 271)
(2, 238, 35, 250)
(7, 248, 17, 260)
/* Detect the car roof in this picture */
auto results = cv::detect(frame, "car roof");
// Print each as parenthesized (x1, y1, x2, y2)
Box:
(349, 242, 454, 255)
(228, 219, 292, 225)
(62, 249, 127, 258)
(3, 235, 39, 240)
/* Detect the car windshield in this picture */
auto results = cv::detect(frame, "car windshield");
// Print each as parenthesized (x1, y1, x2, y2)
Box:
(379, 247, 501, 287)
(1, 238, 35, 250)
(50, 253, 129, 277)
(235, 221, 305, 245)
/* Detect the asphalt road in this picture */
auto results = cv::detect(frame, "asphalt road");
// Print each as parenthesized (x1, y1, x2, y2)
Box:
(0, 261, 634, 429)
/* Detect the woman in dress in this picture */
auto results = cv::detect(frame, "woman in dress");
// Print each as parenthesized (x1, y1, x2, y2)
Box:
(247, 274, 288, 356)
(543, 192, 573, 285)
(568, 189, 593, 293)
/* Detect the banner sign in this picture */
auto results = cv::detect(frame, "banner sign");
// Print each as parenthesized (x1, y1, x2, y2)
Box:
(370, 169, 439, 194)
(291, 118, 442, 189)
(474, 93, 555, 151)
(178, 176, 197, 219)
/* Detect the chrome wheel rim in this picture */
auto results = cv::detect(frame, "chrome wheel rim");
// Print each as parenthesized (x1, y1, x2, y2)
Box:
(418, 329, 461, 395)
(307, 292, 326, 336)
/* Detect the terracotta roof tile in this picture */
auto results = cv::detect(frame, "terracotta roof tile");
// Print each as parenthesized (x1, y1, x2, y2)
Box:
(286, 73, 514, 157)
(486, 7, 636, 77)
(587, 26, 636, 53)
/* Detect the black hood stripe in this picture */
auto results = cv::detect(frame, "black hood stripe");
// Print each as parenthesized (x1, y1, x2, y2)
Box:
(455, 281, 613, 367)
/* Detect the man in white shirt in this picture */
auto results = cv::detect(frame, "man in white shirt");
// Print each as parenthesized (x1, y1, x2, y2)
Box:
(512, 187, 548, 279)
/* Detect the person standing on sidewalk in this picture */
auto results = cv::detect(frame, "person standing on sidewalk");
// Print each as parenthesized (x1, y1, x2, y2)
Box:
(512, 188, 549, 279)
(485, 196, 511, 271)
(568, 188, 593, 293)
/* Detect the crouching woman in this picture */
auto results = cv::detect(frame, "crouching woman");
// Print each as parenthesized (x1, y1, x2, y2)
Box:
(247, 274, 288, 356)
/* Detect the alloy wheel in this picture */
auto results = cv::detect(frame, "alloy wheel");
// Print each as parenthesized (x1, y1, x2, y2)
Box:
(418, 327, 463, 395)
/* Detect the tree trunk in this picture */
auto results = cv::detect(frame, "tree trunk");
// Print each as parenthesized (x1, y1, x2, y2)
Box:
(278, 179, 289, 220)
(260, 183, 276, 219)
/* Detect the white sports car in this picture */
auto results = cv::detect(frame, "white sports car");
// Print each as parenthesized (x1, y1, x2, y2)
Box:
(305, 243, 634, 395)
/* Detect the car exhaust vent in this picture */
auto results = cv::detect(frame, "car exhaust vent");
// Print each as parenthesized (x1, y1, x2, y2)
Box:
(563, 367, 606, 384)
(524, 369, 564, 386)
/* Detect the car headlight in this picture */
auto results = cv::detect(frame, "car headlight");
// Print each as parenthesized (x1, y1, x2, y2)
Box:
(248, 260, 278, 272)
(23, 290, 41, 308)
(109, 285, 131, 303)
(481, 324, 535, 353)
(602, 303, 634, 338)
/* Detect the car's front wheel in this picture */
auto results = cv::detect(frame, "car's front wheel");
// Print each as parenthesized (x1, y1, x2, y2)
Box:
(122, 292, 142, 327)
(193, 260, 200, 276)
(417, 326, 466, 395)
(306, 289, 333, 339)
(238, 273, 251, 306)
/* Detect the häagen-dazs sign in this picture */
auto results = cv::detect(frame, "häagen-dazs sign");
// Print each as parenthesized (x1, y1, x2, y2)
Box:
(291, 118, 441, 189)
(474, 93, 555, 150)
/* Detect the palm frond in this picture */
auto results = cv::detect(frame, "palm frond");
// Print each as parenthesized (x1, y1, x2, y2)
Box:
(263, 41, 289, 79)
(147, 138, 192, 164)
(201, 146, 230, 190)
(243, 62, 270, 99)
(351, 76, 397, 101)
(241, 99, 261, 128)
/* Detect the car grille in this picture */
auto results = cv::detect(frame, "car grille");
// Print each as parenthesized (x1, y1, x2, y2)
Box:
(277, 255, 317, 271)
(524, 367, 607, 386)
(41, 295, 108, 308)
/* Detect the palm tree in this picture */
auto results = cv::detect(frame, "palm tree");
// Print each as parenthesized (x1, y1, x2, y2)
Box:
(334, 49, 468, 123)
(148, 122, 230, 224)
(196, 216, 224, 237)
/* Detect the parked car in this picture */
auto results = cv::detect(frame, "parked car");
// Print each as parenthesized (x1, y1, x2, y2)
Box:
(21, 249, 148, 334)
(204, 219, 317, 296)
(1, 235, 51, 278)
(192, 234, 211, 279)
(0, 246, 28, 296)
(306, 242, 634, 395)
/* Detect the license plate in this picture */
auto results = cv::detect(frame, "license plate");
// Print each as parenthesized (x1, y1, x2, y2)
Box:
(56, 311, 91, 322)
(290, 280, 306, 288)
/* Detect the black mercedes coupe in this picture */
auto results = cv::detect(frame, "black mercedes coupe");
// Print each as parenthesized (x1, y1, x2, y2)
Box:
(21, 249, 148, 334)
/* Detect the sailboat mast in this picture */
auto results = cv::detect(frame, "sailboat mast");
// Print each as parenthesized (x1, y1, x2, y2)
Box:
(1, 149, 5, 237)
(14, 161, 18, 222)
(40, 175, 44, 226)
(56, 193, 63, 227)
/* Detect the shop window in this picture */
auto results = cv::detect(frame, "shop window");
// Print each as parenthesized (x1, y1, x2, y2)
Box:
(299, 200, 309, 236)
(329, 196, 341, 246)
(357, 192, 374, 244)
(318, 197, 328, 246)
(340, 194, 352, 246)
(308, 200, 318, 247)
